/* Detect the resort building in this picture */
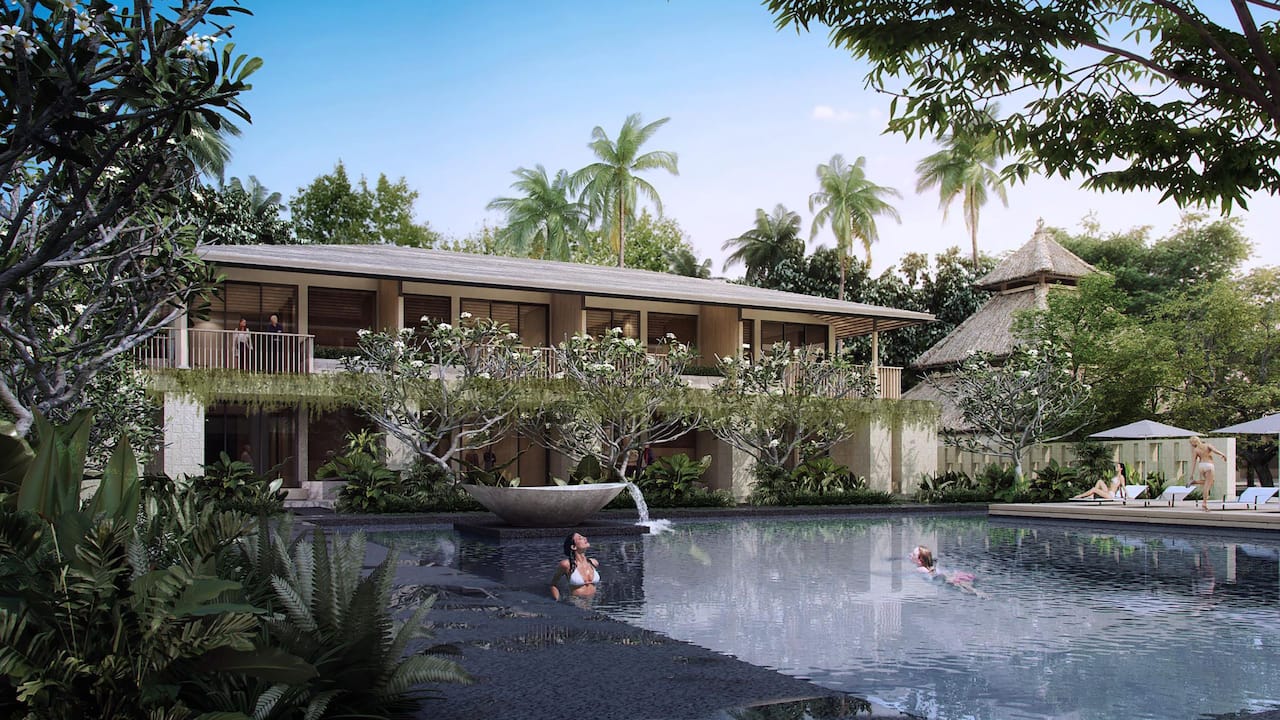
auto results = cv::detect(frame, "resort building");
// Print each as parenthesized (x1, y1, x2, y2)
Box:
(138, 244, 939, 504)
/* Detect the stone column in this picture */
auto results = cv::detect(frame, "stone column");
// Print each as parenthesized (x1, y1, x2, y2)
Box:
(162, 394, 205, 480)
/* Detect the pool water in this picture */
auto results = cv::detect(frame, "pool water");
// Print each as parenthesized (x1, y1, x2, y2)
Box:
(370, 516, 1280, 720)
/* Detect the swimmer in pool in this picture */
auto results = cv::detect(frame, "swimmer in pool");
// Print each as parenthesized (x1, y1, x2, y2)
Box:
(550, 532, 600, 601)
(911, 545, 987, 597)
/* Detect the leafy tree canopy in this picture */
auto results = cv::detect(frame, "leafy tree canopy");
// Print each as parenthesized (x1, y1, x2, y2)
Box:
(768, 0, 1280, 210)
(573, 209, 702, 274)
(1055, 213, 1253, 316)
(189, 180, 292, 245)
(289, 161, 440, 247)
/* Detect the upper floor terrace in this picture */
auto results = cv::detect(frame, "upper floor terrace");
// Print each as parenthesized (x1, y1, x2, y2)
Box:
(134, 244, 934, 399)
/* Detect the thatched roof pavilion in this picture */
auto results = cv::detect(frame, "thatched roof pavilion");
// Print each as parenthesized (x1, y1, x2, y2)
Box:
(902, 222, 1097, 429)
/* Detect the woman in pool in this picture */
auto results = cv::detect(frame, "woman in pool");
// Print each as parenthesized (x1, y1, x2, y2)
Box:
(911, 545, 987, 597)
(1071, 462, 1127, 500)
(550, 532, 600, 601)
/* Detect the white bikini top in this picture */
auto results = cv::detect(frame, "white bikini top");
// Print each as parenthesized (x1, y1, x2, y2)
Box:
(568, 561, 600, 587)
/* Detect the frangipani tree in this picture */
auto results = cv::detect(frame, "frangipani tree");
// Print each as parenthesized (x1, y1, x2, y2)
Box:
(344, 316, 539, 478)
(706, 343, 878, 477)
(0, 1, 259, 436)
(933, 340, 1094, 481)
(519, 329, 698, 483)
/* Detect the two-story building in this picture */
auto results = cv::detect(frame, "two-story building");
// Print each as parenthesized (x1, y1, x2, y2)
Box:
(137, 244, 939, 503)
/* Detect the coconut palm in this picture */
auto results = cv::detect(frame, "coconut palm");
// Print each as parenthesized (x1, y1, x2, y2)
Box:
(916, 131, 1008, 268)
(226, 175, 283, 215)
(808, 154, 901, 300)
(486, 165, 589, 261)
(722, 204, 804, 285)
(667, 246, 712, 278)
(574, 113, 679, 267)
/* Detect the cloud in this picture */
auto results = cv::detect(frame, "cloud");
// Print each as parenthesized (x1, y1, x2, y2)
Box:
(811, 104, 882, 124)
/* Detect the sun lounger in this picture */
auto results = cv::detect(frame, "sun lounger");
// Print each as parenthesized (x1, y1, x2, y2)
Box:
(1119, 485, 1148, 502)
(1158, 486, 1194, 504)
(1066, 485, 1150, 505)
(1236, 487, 1278, 507)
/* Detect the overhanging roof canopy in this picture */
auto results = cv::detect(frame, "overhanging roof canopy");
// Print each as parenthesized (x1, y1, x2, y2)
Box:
(199, 244, 934, 338)
(1087, 419, 1202, 439)
(1213, 412, 1280, 435)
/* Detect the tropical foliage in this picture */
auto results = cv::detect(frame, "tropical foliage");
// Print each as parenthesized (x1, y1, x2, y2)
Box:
(487, 164, 589, 261)
(915, 126, 1008, 267)
(767, 0, 1280, 211)
(518, 329, 699, 483)
(808, 154, 900, 299)
(290, 161, 440, 247)
(722, 204, 805, 284)
(707, 342, 878, 481)
(345, 317, 539, 479)
(0, 0, 253, 435)
(574, 113, 680, 267)
(933, 341, 1093, 481)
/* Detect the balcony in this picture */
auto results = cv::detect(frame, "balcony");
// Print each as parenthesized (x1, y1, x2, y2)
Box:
(132, 328, 315, 374)
(133, 332, 902, 397)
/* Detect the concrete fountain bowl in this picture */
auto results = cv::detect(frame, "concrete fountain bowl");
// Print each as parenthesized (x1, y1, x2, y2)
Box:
(461, 482, 629, 528)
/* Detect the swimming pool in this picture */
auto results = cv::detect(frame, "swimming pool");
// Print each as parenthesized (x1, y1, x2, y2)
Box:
(371, 515, 1280, 720)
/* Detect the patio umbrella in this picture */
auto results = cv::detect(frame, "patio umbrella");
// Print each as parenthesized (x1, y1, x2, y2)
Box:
(1087, 419, 1202, 439)
(1212, 412, 1280, 435)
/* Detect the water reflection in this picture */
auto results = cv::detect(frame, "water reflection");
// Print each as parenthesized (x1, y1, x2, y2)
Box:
(596, 517, 1280, 720)
(368, 518, 1280, 719)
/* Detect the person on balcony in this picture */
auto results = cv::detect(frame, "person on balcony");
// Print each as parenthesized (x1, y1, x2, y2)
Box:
(266, 314, 285, 371)
(232, 318, 253, 370)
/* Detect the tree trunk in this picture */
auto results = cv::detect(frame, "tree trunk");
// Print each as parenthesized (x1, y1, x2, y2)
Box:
(617, 195, 626, 268)
(838, 254, 846, 302)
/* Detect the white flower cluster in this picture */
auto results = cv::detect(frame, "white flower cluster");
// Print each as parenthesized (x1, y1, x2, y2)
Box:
(0, 25, 35, 62)
(179, 34, 218, 55)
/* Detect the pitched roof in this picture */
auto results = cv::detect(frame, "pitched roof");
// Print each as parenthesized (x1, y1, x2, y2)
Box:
(912, 284, 1048, 369)
(198, 244, 934, 338)
(900, 375, 970, 432)
(1087, 419, 1203, 439)
(975, 223, 1097, 290)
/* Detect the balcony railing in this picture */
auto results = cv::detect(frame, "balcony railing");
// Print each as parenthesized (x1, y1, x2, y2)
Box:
(132, 332, 901, 396)
(132, 328, 315, 374)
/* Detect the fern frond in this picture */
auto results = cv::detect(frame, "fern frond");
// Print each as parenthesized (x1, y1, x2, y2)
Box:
(269, 576, 318, 633)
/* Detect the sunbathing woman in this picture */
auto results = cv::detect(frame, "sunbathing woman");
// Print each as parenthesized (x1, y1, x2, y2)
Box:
(1072, 462, 1126, 500)
(910, 545, 987, 598)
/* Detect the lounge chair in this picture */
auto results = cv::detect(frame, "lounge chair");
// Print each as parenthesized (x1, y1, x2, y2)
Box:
(1118, 485, 1149, 502)
(1158, 486, 1194, 504)
(1235, 487, 1278, 507)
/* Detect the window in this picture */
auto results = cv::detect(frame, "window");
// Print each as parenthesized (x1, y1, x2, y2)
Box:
(205, 403, 297, 486)
(647, 312, 697, 350)
(759, 321, 828, 352)
(585, 309, 639, 339)
(460, 299, 549, 346)
(404, 294, 451, 334)
(741, 319, 754, 354)
(210, 281, 297, 332)
(308, 287, 377, 348)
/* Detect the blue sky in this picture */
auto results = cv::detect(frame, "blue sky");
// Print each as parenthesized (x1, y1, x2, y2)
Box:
(222, 1, 1279, 275)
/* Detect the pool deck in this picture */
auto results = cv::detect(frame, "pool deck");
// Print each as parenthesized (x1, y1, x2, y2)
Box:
(989, 499, 1280, 531)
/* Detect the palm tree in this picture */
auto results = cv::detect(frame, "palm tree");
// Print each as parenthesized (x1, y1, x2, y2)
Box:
(808, 154, 901, 300)
(915, 131, 1008, 268)
(574, 113, 679, 267)
(721, 204, 804, 285)
(227, 175, 283, 215)
(667, 246, 711, 278)
(486, 165, 589, 261)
